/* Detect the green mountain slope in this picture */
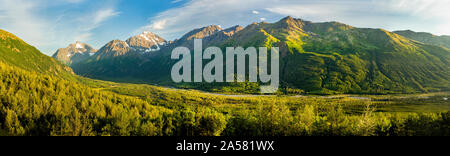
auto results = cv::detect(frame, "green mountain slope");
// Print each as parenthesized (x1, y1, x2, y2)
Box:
(0, 29, 74, 78)
(394, 30, 450, 49)
(214, 16, 449, 94)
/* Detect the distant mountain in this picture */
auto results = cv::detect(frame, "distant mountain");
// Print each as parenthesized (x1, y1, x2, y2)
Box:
(164, 25, 243, 53)
(72, 25, 245, 82)
(203, 25, 244, 47)
(71, 17, 450, 94)
(52, 41, 97, 65)
(181, 25, 223, 41)
(126, 31, 167, 52)
(394, 30, 450, 49)
(93, 40, 132, 60)
(72, 38, 152, 79)
(0, 29, 74, 77)
(171, 25, 223, 49)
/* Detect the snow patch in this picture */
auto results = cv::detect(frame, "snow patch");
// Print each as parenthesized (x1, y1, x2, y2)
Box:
(143, 43, 161, 53)
(140, 34, 150, 41)
(75, 43, 83, 49)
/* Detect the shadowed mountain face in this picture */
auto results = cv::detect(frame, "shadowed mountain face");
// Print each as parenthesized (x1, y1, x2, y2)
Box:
(71, 16, 450, 94)
(52, 41, 97, 65)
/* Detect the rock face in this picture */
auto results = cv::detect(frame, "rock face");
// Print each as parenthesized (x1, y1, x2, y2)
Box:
(173, 25, 243, 48)
(202, 25, 244, 46)
(126, 31, 167, 52)
(179, 25, 223, 41)
(52, 41, 97, 65)
(94, 40, 130, 60)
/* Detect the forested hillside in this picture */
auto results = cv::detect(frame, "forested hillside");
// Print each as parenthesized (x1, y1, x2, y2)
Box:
(0, 29, 74, 79)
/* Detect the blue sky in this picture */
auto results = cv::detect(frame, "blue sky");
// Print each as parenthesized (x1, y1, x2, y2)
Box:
(1, 0, 449, 55)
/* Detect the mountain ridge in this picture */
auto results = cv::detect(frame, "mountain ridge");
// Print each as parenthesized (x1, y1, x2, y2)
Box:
(0, 29, 74, 78)
(52, 41, 97, 65)
(394, 30, 450, 49)
(126, 31, 167, 52)
(68, 17, 450, 94)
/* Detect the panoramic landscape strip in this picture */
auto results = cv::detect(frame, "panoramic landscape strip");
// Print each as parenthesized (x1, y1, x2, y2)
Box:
(0, 0, 449, 140)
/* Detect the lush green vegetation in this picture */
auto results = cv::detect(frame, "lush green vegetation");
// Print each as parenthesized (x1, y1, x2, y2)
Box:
(1, 25, 449, 136)
(394, 30, 450, 49)
(0, 29, 75, 80)
(1, 61, 449, 136)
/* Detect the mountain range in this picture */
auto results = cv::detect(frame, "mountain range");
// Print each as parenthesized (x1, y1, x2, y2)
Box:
(57, 16, 449, 94)
(2, 16, 449, 136)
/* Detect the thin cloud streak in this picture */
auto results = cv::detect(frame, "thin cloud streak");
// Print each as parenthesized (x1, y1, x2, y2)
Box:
(139, 0, 450, 41)
(0, 0, 120, 55)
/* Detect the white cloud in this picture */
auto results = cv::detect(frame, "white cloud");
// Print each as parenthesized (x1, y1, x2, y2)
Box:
(0, 0, 119, 55)
(139, 0, 450, 41)
(63, 0, 85, 3)
(375, 0, 450, 35)
(93, 9, 120, 25)
(171, 0, 183, 3)
(149, 20, 168, 30)
(265, 0, 450, 35)
(74, 33, 92, 42)
(138, 0, 281, 40)
(0, 0, 48, 47)
(74, 8, 120, 41)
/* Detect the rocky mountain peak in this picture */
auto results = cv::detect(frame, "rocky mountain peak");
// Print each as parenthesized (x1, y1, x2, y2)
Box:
(126, 31, 167, 52)
(222, 25, 244, 36)
(52, 41, 97, 64)
(275, 16, 308, 30)
(180, 25, 223, 41)
(94, 40, 131, 59)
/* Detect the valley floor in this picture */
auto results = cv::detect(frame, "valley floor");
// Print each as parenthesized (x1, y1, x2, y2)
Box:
(80, 77, 450, 114)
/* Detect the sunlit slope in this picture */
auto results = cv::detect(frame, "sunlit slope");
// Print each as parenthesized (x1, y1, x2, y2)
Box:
(0, 29, 74, 78)
(222, 17, 450, 94)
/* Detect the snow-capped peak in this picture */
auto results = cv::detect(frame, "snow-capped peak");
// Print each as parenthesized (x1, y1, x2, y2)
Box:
(140, 34, 150, 41)
(125, 31, 167, 53)
(75, 42, 83, 49)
